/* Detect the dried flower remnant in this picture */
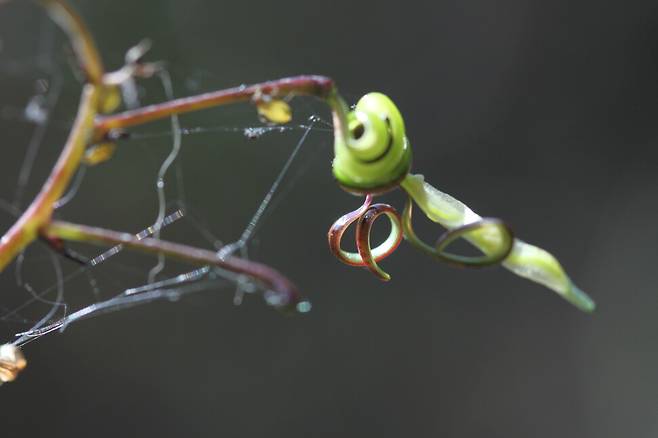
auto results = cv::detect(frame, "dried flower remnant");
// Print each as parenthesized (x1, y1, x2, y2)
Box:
(0, 344, 27, 383)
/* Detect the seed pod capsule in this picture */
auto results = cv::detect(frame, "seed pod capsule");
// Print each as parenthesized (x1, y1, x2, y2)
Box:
(332, 93, 412, 194)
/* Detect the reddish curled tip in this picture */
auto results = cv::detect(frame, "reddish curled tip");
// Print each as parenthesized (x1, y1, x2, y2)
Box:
(328, 194, 374, 266)
(355, 203, 402, 280)
(328, 195, 403, 280)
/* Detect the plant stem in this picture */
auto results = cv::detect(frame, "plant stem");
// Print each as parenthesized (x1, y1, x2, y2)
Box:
(94, 75, 344, 140)
(0, 0, 107, 273)
(1, 0, 349, 313)
(42, 221, 303, 311)
(0, 85, 99, 272)
(38, 0, 105, 84)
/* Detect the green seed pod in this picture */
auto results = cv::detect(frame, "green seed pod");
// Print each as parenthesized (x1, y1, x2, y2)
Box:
(332, 93, 412, 194)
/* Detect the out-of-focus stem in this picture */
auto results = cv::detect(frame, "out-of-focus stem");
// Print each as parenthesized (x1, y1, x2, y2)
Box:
(43, 221, 304, 311)
(0, 85, 99, 272)
(0, 0, 107, 274)
(38, 0, 105, 84)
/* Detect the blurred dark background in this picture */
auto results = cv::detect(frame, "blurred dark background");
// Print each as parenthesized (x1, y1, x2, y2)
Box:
(1, 0, 658, 437)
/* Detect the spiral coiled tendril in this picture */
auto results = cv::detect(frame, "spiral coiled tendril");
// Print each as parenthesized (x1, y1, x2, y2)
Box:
(328, 195, 403, 280)
(401, 198, 515, 268)
(328, 194, 515, 281)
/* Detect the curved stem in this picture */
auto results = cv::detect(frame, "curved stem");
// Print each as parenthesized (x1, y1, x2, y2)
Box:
(0, 0, 107, 273)
(0, 85, 99, 272)
(42, 221, 304, 312)
(38, 0, 105, 84)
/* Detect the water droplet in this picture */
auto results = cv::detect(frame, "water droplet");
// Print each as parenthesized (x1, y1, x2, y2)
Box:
(264, 290, 284, 307)
(243, 127, 267, 140)
(107, 129, 129, 141)
(296, 301, 312, 313)
(24, 95, 48, 124)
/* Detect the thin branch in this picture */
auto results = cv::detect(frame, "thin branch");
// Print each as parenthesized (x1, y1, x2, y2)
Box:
(38, 0, 105, 84)
(0, 85, 99, 272)
(42, 221, 305, 312)
(0, 0, 107, 273)
(94, 75, 340, 140)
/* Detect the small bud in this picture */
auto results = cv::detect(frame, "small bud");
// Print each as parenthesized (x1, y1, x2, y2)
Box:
(83, 143, 117, 166)
(99, 85, 122, 114)
(256, 99, 292, 124)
